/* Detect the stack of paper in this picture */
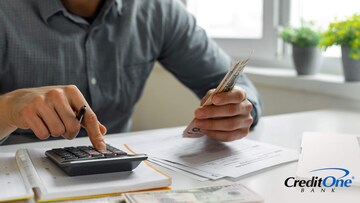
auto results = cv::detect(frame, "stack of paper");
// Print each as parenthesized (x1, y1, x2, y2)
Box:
(111, 130, 299, 181)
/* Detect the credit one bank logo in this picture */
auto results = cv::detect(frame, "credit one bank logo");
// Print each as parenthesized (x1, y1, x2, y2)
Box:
(284, 168, 355, 192)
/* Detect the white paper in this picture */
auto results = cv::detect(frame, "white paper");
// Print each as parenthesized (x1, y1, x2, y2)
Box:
(149, 158, 210, 182)
(297, 132, 360, 186)
(0, 153, 33, 201)
(25, 148, 171, 201)
(125, 132, 299, 178)
(55, 196, 125, 203)
(149, 157, 224, 180)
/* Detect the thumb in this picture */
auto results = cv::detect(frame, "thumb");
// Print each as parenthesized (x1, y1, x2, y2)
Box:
(200, 89, 216, 106)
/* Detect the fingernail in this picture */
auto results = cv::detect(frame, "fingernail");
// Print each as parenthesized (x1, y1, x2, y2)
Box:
(97, 141, 107, 150)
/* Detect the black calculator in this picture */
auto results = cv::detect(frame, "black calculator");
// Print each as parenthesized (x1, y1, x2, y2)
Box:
(45, 144, 147, 176)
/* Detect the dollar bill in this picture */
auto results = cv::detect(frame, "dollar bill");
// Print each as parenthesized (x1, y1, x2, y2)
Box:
(123, 183, 263, 203)
(183, 57, 250, 137)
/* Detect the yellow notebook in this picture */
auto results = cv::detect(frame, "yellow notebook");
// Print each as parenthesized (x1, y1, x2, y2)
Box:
(0, 146, 171, 202)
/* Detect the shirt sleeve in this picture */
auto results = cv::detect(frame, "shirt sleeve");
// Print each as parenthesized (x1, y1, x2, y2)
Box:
(0, 9, 5, 73)
(0, 136, 8, 145)
(157, 0, 263, 127)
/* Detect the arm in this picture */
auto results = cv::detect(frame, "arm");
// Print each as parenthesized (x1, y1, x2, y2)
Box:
(0, 10, 106, 148)
(158, 0, 263, 140)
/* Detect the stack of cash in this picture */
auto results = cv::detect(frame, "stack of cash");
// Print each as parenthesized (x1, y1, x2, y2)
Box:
(123, 184, 263, 203)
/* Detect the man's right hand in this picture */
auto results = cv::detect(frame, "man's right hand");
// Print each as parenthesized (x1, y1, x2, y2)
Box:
(0, 85, 107, 150)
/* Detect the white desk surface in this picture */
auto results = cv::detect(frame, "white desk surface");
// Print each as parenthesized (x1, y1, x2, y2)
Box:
(1, 109, 360, 203)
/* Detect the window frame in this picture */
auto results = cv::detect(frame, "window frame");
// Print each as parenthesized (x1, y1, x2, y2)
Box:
(185, 0, 343, 75)
(185, 0, 282, 60)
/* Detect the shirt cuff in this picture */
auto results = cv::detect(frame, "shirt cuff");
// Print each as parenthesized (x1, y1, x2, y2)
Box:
(247, 99, 260, 130)
(0, 136, 9, 145)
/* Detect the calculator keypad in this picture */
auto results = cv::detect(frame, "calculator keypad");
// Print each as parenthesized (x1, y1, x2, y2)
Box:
(52, 145, 127, 162)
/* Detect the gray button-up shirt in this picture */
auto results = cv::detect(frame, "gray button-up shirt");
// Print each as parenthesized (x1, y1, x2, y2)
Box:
(0, 0, 262, 144)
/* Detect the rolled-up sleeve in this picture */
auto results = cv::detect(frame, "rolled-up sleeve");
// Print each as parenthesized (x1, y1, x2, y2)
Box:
(157, 0, 263, 127)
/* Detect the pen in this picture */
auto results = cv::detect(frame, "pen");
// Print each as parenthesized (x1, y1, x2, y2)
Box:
(76, 105, 86, 122)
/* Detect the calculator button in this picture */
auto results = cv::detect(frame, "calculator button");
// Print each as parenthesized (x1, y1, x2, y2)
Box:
(106, 145, 127, 155)
(78, 146, 103, 157)
(53, 149, 75, 158)
(98, 149, 112, 154)
(63, 156, 78, 161)
(66, 148, 90, 158)
(98, 150, 117, 157)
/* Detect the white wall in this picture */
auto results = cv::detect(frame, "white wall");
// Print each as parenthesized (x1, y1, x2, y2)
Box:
(246, 67, 360, 115)
(132, 64, 199, 131)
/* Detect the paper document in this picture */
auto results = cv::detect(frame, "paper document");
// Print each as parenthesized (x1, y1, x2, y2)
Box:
(117, 131, 299, 180)
(297, 132, 360, 186)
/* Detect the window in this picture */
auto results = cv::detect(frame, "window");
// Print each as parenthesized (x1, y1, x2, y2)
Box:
(187, 0, 263, 39)
(290, 0, 360, 58)
(186, 0, 360, 74)
(186, 0, 279, 60)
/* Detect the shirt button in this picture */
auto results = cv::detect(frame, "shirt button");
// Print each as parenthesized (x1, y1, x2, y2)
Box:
(91, 78, 97, 85)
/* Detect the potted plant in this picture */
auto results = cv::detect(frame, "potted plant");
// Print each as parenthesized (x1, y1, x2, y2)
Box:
(280, 22, 323, 75)
(320, 14, 360, 82)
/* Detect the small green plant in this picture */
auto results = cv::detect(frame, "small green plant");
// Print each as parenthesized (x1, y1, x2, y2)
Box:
(320, 14, 360, 60)
(280, 21, 321, 47)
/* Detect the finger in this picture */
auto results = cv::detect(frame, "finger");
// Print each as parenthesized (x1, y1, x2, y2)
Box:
(195, 100, 253, 119)
(36, 102, 65, 137)
(194, 115, 253, 131)
(203, 128, 249, 142)
(200, 89, 215, 106)
(64, 85, 106, 150)
(212, 88, 247, 105)
(82, 110, 106, 150)
(26, 114, 50, 140)
(195, 104, 241, 119)
(50, 91, 81, 139)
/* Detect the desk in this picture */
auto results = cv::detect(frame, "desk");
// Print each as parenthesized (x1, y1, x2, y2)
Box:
(1, 109, 360, 203)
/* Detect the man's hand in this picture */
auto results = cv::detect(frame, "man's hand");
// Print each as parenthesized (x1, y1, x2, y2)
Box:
(0, 85, 107, 150)
(194, 87, 253, 142)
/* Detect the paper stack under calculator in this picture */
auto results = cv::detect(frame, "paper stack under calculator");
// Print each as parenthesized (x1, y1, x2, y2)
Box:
(111, 128, 299, 181)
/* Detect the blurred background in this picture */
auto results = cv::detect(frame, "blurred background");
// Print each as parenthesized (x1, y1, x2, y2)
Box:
(132, 0, 360, 131)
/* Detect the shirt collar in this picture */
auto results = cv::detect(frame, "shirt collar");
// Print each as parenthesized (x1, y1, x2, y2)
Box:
(36, 0, 123, 23)
(36, 0, 65, 23)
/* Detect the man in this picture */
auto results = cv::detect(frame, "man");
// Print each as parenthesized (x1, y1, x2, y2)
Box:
(0, 0, 262, 150)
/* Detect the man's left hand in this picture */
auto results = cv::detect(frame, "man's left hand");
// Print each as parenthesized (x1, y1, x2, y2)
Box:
(194, 87, 253, 142)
